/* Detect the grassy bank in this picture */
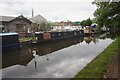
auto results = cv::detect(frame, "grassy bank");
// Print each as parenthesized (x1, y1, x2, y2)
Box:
(74, 36, 120, 79)
(19, 37, 33, 42)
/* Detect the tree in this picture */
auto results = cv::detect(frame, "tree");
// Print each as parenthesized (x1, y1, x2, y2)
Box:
(84, 18, 92, 26)
(81, 18, 92, 26)
(38, 21, 52, 32)
(81, 20, 86, 26)
(91, 18, 97, 23)
(93, 1, 120, 32)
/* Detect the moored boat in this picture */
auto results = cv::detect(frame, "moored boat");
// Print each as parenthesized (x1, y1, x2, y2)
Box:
(33, 30, 84, 43)
(0, 33, 20, 51)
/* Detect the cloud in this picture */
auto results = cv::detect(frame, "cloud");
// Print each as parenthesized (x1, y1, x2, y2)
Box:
(0, 0, 97, 21)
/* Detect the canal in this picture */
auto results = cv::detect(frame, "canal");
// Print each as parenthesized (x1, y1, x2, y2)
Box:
(1, 33, 115, 78)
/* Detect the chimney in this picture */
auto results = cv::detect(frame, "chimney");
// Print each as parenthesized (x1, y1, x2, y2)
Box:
(32, 8, 34, 18)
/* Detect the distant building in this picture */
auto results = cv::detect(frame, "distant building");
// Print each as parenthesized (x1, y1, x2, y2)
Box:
(73, 21, 81, 26)
(59, 21, 74, 26)
(51, 21, 82, 32)
(30, 14, 47, 32)
(0, 15, 32, 33)
(64, 26, 82, 31)
(51, 26, 64, 32)
(51, 25, 82, 32)
(30, 14, 47, 23)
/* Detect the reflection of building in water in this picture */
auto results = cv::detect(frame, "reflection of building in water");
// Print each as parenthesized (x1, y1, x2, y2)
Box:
(84, 37, 93, 44)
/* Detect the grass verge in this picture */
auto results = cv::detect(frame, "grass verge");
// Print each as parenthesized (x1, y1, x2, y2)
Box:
(19, 37, 33, 42)
(73, 36, 120, 79)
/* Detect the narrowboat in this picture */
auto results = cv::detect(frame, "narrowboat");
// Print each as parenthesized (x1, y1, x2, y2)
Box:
(83, 26, 95, 35)
(33, 30, 84, 43)
(0, 33, 20, 51)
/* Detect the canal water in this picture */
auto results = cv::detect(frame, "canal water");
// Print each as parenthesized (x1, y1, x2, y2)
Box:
(1, 33, 115, 78)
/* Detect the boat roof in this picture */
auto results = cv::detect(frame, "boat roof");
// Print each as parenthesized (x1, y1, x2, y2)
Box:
(0, 33, 18, 36)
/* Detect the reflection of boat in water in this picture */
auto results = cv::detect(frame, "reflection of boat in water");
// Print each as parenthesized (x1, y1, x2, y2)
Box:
(2, 48, 34, 68)
(31, 36, 84, 56)
(2, 36, 84, 69)
(84, 36, 93, 44)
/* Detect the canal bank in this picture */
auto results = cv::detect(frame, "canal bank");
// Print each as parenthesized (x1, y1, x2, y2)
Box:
(74, 36, 120, 79)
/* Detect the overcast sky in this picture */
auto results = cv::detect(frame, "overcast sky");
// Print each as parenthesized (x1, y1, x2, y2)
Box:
(0, 0, 97, 21)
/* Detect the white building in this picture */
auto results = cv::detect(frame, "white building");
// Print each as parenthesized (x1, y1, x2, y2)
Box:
(64, 26, 82, 31)
(51, 26, 64, 32)
(51, 26, 82, 32)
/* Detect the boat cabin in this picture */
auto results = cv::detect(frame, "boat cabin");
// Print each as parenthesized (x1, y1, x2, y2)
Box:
(0, 33, 20, 51)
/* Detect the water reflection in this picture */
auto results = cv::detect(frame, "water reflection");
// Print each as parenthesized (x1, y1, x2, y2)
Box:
(2, 36, 84, 68)
(2, 33, 115, 78)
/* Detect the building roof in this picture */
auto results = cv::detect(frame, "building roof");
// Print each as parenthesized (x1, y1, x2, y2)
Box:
(51, 22, 63, 26)
(30, 14, 47, 23)
(0, 16, 15, 22)
(0, 15, 32, 23)
(13, 15, 32, 23)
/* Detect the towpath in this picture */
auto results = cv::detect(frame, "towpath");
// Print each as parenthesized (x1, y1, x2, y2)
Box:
(104, 49, 120, 80)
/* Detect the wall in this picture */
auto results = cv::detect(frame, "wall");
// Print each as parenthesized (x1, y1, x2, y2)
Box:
(8, 18, 31, 33)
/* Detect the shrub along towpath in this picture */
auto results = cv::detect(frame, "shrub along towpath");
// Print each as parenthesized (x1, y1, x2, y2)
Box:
(73, 36, 120, 80)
